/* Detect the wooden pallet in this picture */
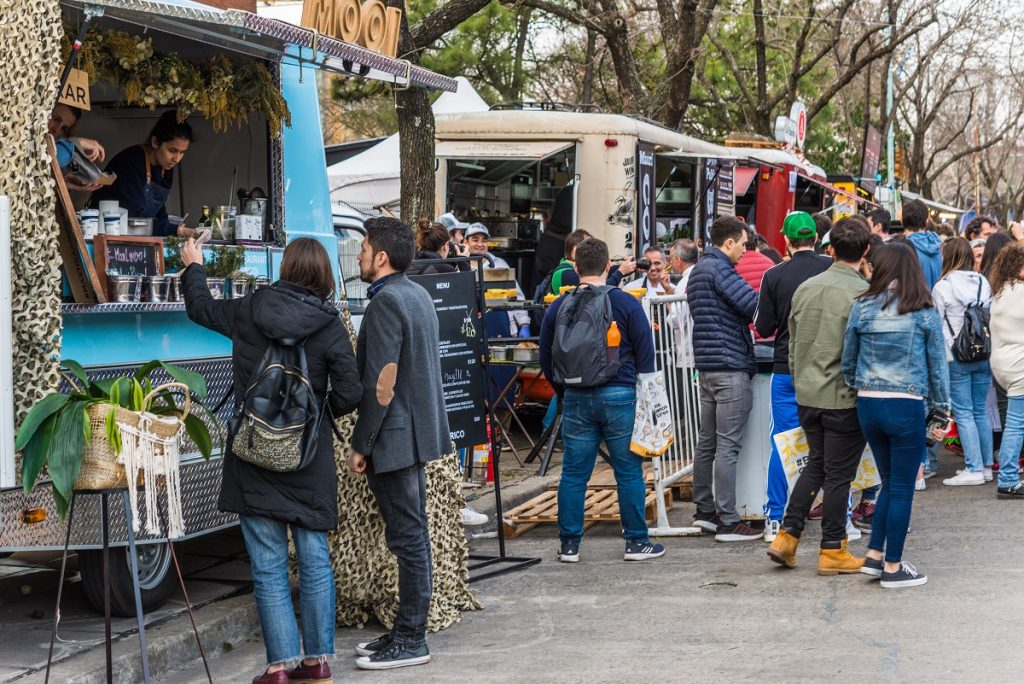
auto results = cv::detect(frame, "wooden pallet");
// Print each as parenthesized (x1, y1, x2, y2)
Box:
(546, 465, 692, 500)
(503, 487, 671, 539)
(545, 464, 661, 489)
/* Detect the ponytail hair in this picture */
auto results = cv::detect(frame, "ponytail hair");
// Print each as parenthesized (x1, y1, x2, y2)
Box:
(416, 219, 449, 253)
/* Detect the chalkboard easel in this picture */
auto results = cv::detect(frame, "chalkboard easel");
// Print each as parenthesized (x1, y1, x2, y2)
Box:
(93, 235, 166, 296)
(46, 136, 105, 303)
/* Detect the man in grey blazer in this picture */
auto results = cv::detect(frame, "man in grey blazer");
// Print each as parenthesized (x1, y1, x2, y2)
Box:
(348, 217, 450, 671)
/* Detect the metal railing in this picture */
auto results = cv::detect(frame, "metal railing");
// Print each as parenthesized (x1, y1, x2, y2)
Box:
(644, 292, 702, 536)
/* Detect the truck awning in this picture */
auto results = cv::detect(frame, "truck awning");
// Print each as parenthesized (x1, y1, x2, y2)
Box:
(61, 0, 457, 92)
(902, 190, 963, 215)
(435, 140, 575, 159)
(802, 175, 879, 208)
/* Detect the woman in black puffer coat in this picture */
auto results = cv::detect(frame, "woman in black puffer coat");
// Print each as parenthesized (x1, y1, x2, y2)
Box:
(406, 219, 469, 276)
(180, 237, 359, 684)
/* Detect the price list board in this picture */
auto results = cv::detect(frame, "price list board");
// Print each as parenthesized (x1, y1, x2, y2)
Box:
(410, 269, 488, 450)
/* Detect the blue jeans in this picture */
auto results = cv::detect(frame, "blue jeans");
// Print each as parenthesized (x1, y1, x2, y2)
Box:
(998, 396, 1024, 487)
(366, 463, 432, 647)
(765, 373, 799, 522)
(239, 515, 335, 665)
(559, 384, 648, 543)
(949, 360, 994, 472)
(857, 397, 925, 563)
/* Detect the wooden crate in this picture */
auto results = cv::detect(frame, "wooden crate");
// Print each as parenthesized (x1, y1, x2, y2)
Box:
(503, 487, 671, 539)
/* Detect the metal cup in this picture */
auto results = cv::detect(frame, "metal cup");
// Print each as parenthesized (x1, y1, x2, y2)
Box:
(145, 275, 167, 303)
(206, 277, 226, 300)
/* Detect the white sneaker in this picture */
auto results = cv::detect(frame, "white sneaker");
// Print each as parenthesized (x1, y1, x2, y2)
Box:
(846, 520, 862, 541)
(460, 506, 488, 526)
(943, 470, 985, 486)
(958, 467, 994, 482)
(915, 479, 926, 491)
(763, 519, 781, 543)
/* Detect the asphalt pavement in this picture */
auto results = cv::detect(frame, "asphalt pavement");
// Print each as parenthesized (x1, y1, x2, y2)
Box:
(158, 449, 1024, 684)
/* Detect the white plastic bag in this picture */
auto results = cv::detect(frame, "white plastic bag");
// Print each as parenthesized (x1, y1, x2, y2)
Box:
(630, 371, 674, 457)
(772, 426, 881, 492)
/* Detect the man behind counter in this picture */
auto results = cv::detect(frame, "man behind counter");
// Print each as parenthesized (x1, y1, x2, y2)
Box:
(90, 110, 203, 238)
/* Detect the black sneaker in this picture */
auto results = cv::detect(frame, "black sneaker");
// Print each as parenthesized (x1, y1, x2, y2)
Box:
(693, 512, 721, 534)
(860, 557, 883, 578)
(880, 561, 928, 589)
(355, 640, 430, 670)
(624, 539, 666, 561)
(998, 482, 1024, 499)
(355, 632, 393, 657)
(558, 540, 580, 563)
(714, 521, 762, 542)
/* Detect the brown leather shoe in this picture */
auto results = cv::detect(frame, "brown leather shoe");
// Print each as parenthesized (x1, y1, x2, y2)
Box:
(818, 540, 865, 576)
(288, 660, 332, 684)
(252, 669, 289, 684)
(766, 528, 799, 568)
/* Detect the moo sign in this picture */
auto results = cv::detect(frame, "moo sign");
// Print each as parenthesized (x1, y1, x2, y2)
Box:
(300, 0, 402, 58)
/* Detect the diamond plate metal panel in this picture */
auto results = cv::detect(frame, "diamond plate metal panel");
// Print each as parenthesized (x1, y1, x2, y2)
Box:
(0, 457, 236, 551)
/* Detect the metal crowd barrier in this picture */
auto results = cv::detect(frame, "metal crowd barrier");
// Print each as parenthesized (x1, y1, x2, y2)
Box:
(644, 293, 703, 536)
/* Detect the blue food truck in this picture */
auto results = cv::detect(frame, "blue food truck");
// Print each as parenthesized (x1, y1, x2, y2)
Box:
(0, 0, 454, 614)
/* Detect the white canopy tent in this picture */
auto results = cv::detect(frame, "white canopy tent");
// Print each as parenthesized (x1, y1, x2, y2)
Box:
(327, 77, 490, 214)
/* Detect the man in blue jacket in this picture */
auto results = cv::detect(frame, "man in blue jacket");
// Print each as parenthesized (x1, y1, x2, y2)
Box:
(902, 199, 941, 289)
(539, 238, 663, 563)
(686, 217, 761, 542)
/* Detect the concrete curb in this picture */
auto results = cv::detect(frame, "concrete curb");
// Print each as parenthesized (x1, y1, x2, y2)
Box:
(34, 593, 259, 684)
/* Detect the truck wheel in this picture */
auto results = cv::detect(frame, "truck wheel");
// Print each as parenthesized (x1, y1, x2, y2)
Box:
(79, 542, 176, 617)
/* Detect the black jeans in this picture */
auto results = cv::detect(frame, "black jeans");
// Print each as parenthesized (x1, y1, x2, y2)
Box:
(366, 462, 432, 646)
(783, 406, 866, 546)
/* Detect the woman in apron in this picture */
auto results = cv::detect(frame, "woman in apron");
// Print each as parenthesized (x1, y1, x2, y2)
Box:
(91, 110, 200, 237)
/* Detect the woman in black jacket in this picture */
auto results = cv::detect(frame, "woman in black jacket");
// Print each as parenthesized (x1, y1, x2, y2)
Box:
(181, 237, 360, 684)
(406, 219, 469, 275)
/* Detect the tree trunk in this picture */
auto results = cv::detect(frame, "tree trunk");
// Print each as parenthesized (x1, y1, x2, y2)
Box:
(581, 29, 597, 104)
(510, 8, 532, 101)
(393, 1, 436, 223)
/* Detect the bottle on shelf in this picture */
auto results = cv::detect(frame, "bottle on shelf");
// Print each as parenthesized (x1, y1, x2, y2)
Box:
(197, 206, 211, 228)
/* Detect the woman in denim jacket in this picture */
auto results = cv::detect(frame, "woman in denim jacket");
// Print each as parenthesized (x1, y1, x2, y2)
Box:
(841, 243, 951, 589)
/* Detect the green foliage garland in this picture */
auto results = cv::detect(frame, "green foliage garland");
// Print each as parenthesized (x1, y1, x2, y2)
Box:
(64, 28, 291, 137)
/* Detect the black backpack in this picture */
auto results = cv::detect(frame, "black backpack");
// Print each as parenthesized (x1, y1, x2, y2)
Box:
(551, 285, 623, 387)
(945, 277, 991, 363)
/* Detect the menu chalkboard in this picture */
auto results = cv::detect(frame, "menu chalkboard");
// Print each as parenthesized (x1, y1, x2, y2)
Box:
(92, 235, 166, 296)
(409, 270, 488, 450)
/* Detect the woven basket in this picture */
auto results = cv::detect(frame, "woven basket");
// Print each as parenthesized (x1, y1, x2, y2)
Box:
(73, 384, 191, 491)
(74, 403, 128, 491)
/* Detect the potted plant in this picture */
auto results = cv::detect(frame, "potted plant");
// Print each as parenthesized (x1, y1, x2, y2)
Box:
(15, 360, 218, 519)
(229, 269, 255, 299)
(204, 245, 245, 299)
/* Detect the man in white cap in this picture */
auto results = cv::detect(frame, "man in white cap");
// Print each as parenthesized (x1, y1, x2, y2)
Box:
(466, 222, 530, 337)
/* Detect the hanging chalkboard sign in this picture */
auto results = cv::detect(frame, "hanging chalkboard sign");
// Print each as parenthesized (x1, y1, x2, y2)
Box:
(409, 269, 488, 451)
(92, 235, 165, 296)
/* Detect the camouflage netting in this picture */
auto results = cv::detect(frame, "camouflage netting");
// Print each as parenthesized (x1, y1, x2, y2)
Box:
(0, 0, 65, 424)
(298, 311, 482, 631)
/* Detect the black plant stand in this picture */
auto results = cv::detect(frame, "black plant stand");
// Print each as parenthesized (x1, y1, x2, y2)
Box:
(44, 489, 212, 683)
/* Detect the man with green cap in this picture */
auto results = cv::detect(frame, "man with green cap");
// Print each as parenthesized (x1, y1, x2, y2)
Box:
(753, 211, 832, 542)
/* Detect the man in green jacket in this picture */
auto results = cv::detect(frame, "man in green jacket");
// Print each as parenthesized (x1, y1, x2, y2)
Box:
(767, 216, 871, 576)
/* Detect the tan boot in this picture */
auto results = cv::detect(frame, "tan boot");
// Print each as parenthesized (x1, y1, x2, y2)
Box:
(818, 540, 865, 575)
(766, 529, 799, 568)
